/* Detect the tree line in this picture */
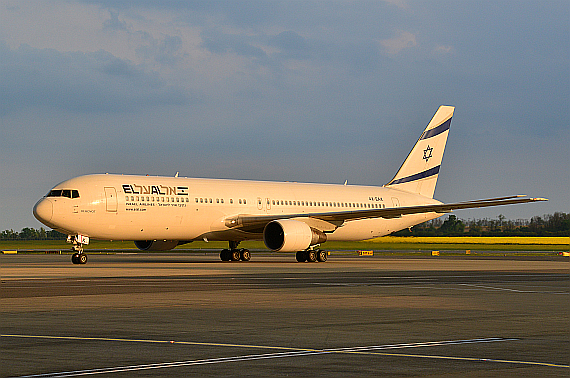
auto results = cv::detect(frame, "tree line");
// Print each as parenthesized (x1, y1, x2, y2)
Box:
(1, 228, 67, 240)
(393, 212, 570, 237)
(1, 212, 568, 240)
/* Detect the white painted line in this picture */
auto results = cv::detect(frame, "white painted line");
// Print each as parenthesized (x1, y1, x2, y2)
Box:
(3, 335, 568, 377)
(458, 283, 569, 294)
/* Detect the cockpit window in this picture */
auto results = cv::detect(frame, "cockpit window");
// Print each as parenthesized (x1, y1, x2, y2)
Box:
(47, 189, 80, 198)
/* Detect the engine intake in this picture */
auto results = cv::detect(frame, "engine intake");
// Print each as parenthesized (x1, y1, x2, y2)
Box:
(263, 219, 327, 252)
(134, 240, 180, 251)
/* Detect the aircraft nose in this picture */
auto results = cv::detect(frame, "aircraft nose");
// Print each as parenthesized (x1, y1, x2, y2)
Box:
(33, 198, 53, 224)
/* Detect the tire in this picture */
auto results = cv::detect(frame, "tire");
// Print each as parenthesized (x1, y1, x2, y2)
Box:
(317, 250, 327, 262)
(71, 253, 79, 264)
(220, 249, 231, 261)
(307, 250, 317, 262)
(231, 249, 241, 261)
(296, 251, 307, 262)
(240, 249, 251, 261)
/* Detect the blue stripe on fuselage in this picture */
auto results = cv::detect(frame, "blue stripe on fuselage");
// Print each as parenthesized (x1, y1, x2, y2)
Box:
(389, 165, 440, 185)
(420, 118, 451, 140)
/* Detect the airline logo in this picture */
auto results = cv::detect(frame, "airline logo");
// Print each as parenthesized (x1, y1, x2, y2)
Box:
(423, 145, 433, 162)
(122, 184, 188, 196)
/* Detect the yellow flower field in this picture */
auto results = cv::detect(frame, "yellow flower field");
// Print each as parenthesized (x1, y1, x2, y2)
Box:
(370, 236, 569, 246)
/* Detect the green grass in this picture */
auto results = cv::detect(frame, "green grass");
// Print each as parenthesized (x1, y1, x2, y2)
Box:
(1, 236, 568, 252)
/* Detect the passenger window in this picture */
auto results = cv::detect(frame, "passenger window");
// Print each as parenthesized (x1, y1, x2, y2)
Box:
(221, 199, 224, 204)
(239, 199, 242, 204)
(230, 199, 233, 204)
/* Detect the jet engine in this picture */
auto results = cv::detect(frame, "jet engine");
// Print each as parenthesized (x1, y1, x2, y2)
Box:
(134, 240, 180, 251)
(263, 219, 327, 252)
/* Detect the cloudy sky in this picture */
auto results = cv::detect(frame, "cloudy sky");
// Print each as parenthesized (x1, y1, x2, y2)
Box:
(1, 0, 568, 231)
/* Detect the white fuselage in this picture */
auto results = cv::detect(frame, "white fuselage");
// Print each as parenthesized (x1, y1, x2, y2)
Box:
(34, 174, 443, 245)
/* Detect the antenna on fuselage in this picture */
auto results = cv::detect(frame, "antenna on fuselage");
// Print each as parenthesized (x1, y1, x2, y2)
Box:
(344, 180, 348, 186)
(175, 172, 179, 178)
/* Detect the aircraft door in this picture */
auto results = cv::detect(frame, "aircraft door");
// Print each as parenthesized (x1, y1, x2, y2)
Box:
(105, 187, 118, 212)
(391, 197, 400, 208)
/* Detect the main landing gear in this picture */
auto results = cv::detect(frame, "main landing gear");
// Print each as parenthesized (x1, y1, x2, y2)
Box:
(296, 249, 328, 263)
(220, 241, 251, 262)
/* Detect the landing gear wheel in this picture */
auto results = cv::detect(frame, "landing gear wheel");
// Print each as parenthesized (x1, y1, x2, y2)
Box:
(307, 250, 317, 262)
(296, 251, 307, 262)
(71, 253, 87, 264)
(240, 249, 251, 261)
(231, 249, 241, 261)
(317, 250, 327, 262)
(220, 249, 231, 261)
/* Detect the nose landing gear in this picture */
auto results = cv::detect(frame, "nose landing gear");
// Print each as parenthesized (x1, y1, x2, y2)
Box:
(68, 235, 89, 265)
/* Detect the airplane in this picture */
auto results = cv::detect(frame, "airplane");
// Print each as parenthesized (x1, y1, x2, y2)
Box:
(33, 106, 546, 264)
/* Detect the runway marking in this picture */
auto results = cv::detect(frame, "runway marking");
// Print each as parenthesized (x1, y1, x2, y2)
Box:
(3, 335, 568, 377)
(0, 334, 297, 352)
(458, 283, 569, 294)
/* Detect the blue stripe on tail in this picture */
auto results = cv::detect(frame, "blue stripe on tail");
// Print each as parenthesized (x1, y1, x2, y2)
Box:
(420, 118, 451, 140)
(389, 165, 440, 185)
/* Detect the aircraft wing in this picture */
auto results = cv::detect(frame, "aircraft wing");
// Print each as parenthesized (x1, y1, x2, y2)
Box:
(224, 195, 547, 231)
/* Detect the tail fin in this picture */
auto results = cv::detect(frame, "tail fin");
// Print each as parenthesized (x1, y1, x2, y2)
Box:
(385, 105, 454, 198)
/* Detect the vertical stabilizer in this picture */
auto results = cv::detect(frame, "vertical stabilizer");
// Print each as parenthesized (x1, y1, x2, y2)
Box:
(385, 106, 454, 198)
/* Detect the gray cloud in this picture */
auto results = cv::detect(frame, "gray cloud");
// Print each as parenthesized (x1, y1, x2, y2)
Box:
(0, 42, 189, 115)
(201, 33, 266, 59)
(102, 8, 128, 31)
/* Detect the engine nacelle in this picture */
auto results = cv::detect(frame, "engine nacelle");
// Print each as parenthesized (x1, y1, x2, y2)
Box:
(263, 219, 327, 252)
(134, 240, 180, 251)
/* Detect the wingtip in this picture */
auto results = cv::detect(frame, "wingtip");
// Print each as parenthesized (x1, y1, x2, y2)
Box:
(532, 197, 549, 202)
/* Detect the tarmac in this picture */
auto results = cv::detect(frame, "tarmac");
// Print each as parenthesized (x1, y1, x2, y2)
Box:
(1, 252, 568, 377)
